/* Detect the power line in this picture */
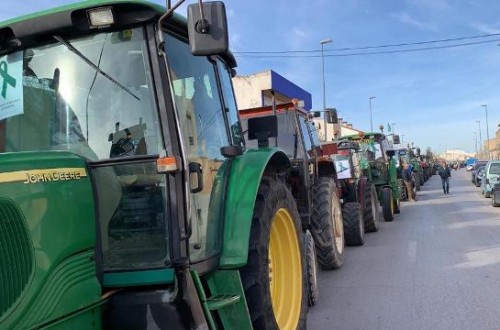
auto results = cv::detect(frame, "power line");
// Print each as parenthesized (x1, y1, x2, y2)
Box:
(235, 38, 500, 58)
(233, 32, 500, 56)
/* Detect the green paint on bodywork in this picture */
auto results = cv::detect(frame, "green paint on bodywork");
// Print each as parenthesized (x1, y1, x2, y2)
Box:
(0, 0, 164, 28)
(0, 151, 101, 329)
(388, 157, 399, 199)
(220, 148, 289, 268)
(103, 268, 175, 287)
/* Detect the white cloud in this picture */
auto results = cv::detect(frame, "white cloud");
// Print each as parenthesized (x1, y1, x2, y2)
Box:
(392, 12, 436, 31)
(407, 0, 450, 12)
(470, 22, 500, 35)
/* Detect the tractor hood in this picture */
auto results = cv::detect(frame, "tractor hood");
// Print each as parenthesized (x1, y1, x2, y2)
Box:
(0, 151, 100, 329)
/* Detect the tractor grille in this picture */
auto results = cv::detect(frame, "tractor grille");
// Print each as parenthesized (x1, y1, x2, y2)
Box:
(0, 198, 34, 319)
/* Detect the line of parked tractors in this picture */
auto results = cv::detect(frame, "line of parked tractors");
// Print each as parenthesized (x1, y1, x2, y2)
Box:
(469, 159, 500, 207)
(0, 2, 442, 328)
(240, 101, 436, 308)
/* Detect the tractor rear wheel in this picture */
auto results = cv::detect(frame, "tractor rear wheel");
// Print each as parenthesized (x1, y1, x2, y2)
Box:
(240, 176, 307, 330)
(398, 179, 407, 202)
(412, 172, 421, 191)
(304, 230, 319, 306)
(363, 183, 380, 233)
(311, 177, 345, 270)
(343, 202, 364, 246)
(381, 187, 394, 222)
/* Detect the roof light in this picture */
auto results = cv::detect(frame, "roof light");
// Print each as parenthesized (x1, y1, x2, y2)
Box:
(88, 7, 114, 28)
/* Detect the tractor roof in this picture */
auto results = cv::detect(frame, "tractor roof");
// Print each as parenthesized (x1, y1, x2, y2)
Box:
(339, 132, 387, 142)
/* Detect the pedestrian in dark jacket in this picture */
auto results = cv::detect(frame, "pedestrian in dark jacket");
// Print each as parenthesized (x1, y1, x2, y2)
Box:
(438, 161, 451, 194)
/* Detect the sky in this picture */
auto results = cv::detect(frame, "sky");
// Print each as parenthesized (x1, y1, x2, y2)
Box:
(2, 0, 500, 154)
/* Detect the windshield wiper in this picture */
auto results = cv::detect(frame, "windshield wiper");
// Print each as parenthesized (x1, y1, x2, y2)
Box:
(53, 35, 139, 100)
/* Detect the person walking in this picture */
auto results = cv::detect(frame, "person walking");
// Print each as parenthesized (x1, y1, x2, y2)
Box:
(402, 162, 416, 202)
(438, 161, 451, 194)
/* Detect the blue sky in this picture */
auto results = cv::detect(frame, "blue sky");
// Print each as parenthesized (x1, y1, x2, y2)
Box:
(2, 0, 500, 153)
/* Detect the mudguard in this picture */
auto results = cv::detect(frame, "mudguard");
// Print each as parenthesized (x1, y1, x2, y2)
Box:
(219, 148, 290, 268)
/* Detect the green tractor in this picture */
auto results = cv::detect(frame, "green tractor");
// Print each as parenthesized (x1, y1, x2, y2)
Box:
(240, 102, 347, 305)
(338, 133, 400, 222)
(0, 1, 308, 329)
(332, 139, 381, 245)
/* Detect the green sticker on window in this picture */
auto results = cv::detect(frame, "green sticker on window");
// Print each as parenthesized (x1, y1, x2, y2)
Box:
(0, 51, 23, 120)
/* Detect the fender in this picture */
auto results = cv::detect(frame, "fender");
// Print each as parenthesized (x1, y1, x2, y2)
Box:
(219, 148, 290, 269)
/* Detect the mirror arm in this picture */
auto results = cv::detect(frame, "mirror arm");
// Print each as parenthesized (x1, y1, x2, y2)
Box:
(156, 0, 187, 51)
(196, 0, 210, 33)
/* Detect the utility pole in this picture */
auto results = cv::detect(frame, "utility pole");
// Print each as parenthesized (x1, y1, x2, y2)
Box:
(475, 120, 482, 157)
(481, 105, 491, 160)
(320, 38, 332, 141)
(369, 96, 376, 132)
(473, 132, 478, 155)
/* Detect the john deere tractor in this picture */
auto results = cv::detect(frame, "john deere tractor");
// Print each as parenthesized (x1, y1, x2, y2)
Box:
(0, 1, 308, 329)
(339, 133, 400, 222)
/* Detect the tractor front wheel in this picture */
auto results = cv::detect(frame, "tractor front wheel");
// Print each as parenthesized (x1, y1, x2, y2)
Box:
(363, 183, 380, 232)
(304, 230, 319, 307)
(381, 187, 394, 222)
(240, 176, 307, 330)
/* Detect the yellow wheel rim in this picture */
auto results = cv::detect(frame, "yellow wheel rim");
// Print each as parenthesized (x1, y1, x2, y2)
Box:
(268, 208, 302, 330)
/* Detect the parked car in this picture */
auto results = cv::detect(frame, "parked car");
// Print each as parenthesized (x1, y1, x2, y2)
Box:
(475, 166, 486, 187)
(471, 161, 488, 184)
(492, 177, 500, 207)
(481, 160, 500, 198)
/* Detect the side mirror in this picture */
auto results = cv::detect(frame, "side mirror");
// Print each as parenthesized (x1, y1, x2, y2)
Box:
(313, 111, 321, 118)
(187, 1, 229, 55)
(326, 108, 338, 124)
(393, 134, 400, 144)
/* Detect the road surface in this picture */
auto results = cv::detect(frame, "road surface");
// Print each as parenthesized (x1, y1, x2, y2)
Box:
(307, 169, 500, 330)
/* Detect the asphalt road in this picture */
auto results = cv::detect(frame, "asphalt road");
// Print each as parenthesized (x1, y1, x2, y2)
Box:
(307, 169, 500, 330)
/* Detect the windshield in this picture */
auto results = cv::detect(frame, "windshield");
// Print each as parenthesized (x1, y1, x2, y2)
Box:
(0, 27, 162, 160)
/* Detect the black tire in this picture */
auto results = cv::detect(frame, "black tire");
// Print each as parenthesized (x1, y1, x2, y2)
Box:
(398, 179, 407, 202)
(393, 197, 400, 214)
(304, 230, 319, 307)
(343, 202, 364, 246)
(493, 191, 500, 207)
(363, 183, 380, 233)
(485, 191, 491, 198)
(240, 176, 307, 330)
(381, 187, 394, 222)
(475, 179, 480, 187)
(311, 177, 345, 270)
(412, 172, 421, 191)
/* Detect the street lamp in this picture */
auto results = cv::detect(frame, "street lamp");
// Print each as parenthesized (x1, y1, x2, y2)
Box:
(320, 38, 332, 141)
(473, 131, 478, 155)
(481, 104, 491, 160)
(369, 96, 376, 132)
(475, 120, 482, 156)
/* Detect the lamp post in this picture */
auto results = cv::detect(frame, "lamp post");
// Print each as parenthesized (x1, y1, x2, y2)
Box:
(369, 96, 376, 132)
(475, 120, 482, 156)
(473, 132, 478, 155)
(320, 38, 332, 141)
(481, 104, 491, 160)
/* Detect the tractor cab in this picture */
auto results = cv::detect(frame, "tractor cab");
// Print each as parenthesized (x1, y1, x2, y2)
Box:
(0, 1, 256, 329)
